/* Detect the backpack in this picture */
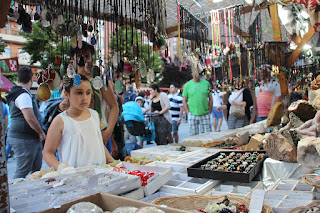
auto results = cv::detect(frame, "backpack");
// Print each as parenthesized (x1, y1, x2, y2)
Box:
(42, 97, 64, 133)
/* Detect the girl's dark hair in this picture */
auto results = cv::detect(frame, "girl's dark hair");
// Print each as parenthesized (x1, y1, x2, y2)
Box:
(64, 74, 90, 93)
(150, 84, 160, 93)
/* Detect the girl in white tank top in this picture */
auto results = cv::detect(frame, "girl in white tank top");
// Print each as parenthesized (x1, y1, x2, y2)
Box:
(43, 74, 114, 170)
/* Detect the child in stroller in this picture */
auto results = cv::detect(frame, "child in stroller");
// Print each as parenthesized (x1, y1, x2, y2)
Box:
(122, 101, 156, 156)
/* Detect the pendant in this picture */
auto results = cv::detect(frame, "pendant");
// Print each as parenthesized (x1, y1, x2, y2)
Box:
(71, 36, 77, 48)
(91, 36, 96, 45)
(88, 24, 93, 32)
(68, 22, 76, 36)
(57, 11, 63, 25)
(51, 18, 58, 30)
(112, 53, 119, 67)
(63, 75, 71, 88)
(67, 63, 76, 78)
(37, 83, 51, 101)
(41, 20, 50, 27)
(92, 76, 103, 90)
(73, 74, 81, 87)
(147, 69, 155, 84)
(135, 69, 140, 89)
(139, 60, 147, 78)
(114, 79, 122, 94)
(60, 63, 66, 76)
(40, 8, 47, 20)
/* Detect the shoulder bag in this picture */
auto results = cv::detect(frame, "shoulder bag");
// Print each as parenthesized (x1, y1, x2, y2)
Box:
(230, 89, 245, 117)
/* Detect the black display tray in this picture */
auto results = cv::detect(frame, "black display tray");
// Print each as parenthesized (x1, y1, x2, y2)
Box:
(187, 151, 267, 183)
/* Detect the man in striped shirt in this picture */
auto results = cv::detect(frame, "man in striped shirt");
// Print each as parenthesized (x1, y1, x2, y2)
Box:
(168, 83, 184, 143)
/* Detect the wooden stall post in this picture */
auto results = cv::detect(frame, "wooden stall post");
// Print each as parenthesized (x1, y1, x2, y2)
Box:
(0, 2, 11, 210)
(269, 4, 290, 115)
(0, 76, 9, 212)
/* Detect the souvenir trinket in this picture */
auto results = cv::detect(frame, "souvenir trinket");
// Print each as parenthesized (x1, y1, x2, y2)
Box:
(92, 76, 103, 90)
(63, 75, 72, 88)
(73, 74, 81, 87)
(37, 83, 51, 101)
(67, 62, 76, 78)
(91, 36, 96, 45)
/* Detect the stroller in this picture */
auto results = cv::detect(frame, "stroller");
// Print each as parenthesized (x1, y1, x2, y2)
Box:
(122, 102, 156, 154)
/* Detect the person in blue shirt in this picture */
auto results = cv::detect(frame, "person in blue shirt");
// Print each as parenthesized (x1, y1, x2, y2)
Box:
(122, 85, 137, 104)
(0, 98, 10, 159)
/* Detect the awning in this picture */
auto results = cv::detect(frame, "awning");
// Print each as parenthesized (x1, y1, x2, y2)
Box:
(1, 74, 15, 92)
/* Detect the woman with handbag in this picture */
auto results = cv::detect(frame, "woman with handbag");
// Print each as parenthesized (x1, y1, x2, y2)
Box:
(218, 84, 253, 130)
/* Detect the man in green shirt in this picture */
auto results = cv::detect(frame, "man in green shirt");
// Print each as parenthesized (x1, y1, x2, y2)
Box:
(182, 71, 212, 136)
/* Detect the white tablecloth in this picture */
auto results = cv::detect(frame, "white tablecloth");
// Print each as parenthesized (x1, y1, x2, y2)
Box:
(262, 158, 310, 189)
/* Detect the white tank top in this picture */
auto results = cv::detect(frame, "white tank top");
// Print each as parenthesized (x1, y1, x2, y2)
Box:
(57, 108, 106, 168)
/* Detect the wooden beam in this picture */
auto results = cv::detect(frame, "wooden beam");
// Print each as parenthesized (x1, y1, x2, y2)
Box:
(166, 24, 186, 38)
(242, 5, 268, 14)
(0, 0, 11, 28)
(287, 27, 315, 67)
(269, 4, 282, 42)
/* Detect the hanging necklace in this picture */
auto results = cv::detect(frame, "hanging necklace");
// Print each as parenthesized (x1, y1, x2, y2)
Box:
(223, 9, 228, 48)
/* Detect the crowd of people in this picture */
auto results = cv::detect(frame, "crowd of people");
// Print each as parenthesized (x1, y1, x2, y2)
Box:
(3, 41, 309, 179)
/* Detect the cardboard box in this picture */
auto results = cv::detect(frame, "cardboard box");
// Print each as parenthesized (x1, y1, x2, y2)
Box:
(39, 193, 188, 213)
(187, 151, 267, 183)
(116, 162, 173, 196)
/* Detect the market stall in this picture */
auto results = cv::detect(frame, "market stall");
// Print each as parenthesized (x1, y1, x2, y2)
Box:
(2, 0, 320, 212)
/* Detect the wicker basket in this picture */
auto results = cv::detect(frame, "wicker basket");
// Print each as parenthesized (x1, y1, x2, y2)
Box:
(151, 194, 272, 213)
(288, 200, 320, 213)
(302, 170, 320, 188)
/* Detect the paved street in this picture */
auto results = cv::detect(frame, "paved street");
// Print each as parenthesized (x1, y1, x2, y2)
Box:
(6, 117, 228, 179)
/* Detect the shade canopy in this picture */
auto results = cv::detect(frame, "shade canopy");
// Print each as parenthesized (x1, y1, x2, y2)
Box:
(1, 74, 15, 92)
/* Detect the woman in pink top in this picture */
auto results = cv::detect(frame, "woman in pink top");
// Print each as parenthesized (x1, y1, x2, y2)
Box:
(256, 86, 274, 122)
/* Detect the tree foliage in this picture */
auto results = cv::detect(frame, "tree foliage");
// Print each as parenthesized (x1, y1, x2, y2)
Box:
(20, 22, 70, 70)
(0, 37, 6, 53)
(159, 63, 192, 88)
(109, 26, 164, 83)
(3, 74, 17, 85)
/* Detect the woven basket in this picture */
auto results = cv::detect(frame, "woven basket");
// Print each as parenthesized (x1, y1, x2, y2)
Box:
(152, 195, 272, 213)
(302, 170, 320, 188)
(288, 200, 320, 213)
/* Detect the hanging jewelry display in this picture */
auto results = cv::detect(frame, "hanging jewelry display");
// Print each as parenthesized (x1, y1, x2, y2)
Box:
(178, 5, 208, 58)
(14, 0, 168, 92)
